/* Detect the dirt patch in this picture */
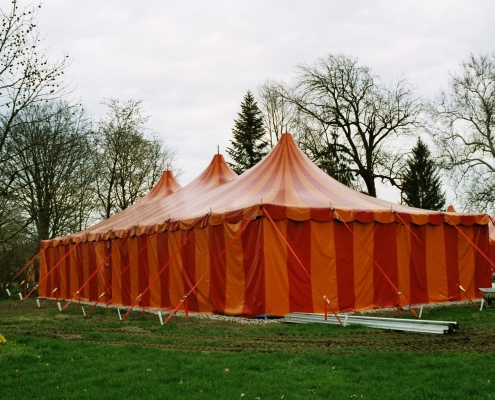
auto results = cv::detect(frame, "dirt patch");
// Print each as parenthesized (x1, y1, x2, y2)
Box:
(1, 297, 494, 355)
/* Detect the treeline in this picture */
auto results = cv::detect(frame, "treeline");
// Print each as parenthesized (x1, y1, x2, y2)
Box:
(228, 53, 495, 215)
(0, 1, 180, 289)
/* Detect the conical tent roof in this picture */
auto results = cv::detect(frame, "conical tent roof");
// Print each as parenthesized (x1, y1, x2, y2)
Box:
(67, 153, 237, 242)
(151, 133, 487, 227)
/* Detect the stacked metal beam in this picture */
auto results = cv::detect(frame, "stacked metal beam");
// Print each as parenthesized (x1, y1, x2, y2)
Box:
(283, 312, 458, 334)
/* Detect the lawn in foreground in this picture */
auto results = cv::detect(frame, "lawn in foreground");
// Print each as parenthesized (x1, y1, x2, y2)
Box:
(1, 299, 494, 399)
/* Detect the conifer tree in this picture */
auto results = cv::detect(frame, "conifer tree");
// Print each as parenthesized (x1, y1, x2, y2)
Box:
(401, 138, 446, 210)
(226, 91, 268, 174)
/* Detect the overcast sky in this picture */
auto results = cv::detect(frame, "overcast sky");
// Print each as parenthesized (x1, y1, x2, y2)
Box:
(28, 0, 495, 201)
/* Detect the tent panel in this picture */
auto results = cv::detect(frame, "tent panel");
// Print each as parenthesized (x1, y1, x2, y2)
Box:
(444, 225, 461, 301)
(353, 222, 374, 310)
(181, 229, 199, 312)
(426, 225, 449, 303)
(119, 238, 131, 306)
(209, 224, 227, 314)
(147, 234, 161, 309)
(396, 225, 411, 306)
(373, 223, 399, 308)
(310, 221, 338, 313)
(224, 221, 245, 315)
(286, 220, 313, 313)
(334, 221, 355, 311)
(241, 219, 266, 316)
(408, 225, 428, 304)
(168, 231, 185, 311)
(157, 232, 171, 309)
(473, 225, 491, 295)
(195, 228, 212, 313)
(136, 236, 151, 308)
(263, 219, 289, 316)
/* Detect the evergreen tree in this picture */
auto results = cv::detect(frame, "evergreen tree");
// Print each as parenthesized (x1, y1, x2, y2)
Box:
(401, 138, 446, 210)
(226, 91, 268, 174)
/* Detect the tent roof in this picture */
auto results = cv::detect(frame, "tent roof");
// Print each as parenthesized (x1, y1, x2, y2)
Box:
(43, 133, 488, 246)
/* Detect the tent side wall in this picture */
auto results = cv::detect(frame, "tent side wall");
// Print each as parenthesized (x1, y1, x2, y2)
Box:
(39, 218, 491, 316)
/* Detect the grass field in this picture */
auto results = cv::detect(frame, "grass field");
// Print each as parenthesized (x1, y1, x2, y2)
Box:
(1, 298, 495, 399)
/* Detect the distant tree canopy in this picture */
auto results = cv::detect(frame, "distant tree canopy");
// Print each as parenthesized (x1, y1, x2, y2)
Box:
(401, 138, 446, 211)
(94, 98, 180, 219)
(226, 91, 268, 174)
(259, 54, 425, 196)
(432, 53, 495, 212)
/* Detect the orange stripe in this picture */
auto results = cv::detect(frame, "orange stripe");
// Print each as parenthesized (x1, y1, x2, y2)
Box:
(353, 222, 374, 310)
(39, 250, 48, 297)
(128, 238, 139, 303)
(458, 226, 476, 300)
(426, 225, 448, 302)
(95, 242, 106, 298)
(168, 231, 184, 309)
(147, 234, 160, 308)
(310, 221, 339, 312)
(263, 218, 289, 315)
(396, 225, 411, 305)
(224, 221, 245, 315)
(112, 240, 123, 306)
(81, 244, 90, 300)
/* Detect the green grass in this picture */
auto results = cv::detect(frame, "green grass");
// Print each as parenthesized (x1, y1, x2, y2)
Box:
(1, 299, 495, 399)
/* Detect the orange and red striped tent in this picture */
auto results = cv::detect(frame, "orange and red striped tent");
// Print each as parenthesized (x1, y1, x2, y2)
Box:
(39, 134, 491, 316)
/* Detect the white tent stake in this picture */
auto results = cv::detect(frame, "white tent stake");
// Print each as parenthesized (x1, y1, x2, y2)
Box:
(344, 314, 348, 327)
(57, 302, 62, 312)
(480, 299, 485, 311)
(6, 288, 11, 296)
(419, 306, 424, 319)
(36, 299, 41, 308)
(81, 307, 86, 317)
(158, 311, 164, 325)
(117, 309, 122, 321)
(18, 293, 23, 300)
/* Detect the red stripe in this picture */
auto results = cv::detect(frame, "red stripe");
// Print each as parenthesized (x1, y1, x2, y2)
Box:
(373, 223, 398, 308)
(120, 240, 131, 306)
(286, 220, 313, 312)
(88, 243, 98, 302)
(409, 225, 429, 304)
(444, 225, 461, 301)
(63, 244, 71, 299)
(474, 225, 492, 294)
(241, 219, 265, 316)
(44, 247, 53, 296)
(138, 236, 150, 307)
(334, 221, 355, 311)
(76, 244, 85, 297)
(181, 230, 199, 312)
(103, 241, 112, 304)
(209, 224, 227, 313)
(157, 232, 171, 309)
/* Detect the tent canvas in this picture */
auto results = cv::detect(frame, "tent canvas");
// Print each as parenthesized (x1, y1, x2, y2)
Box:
(39, 134, 491, 316)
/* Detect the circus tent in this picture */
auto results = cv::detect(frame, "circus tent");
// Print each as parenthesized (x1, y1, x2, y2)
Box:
(38, 134, 492, 317)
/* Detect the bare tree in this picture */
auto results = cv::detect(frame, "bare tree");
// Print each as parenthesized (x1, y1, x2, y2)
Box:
(280, 54, 424, 197)
(432, 53, 495, 212)
(5, 101, 94, 242)
(0, 0, 70, 239)
(258, 80, 300, 148)
(95, 98, 181, 219)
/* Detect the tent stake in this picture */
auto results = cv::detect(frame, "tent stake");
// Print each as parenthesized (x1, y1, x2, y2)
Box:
(82, 307, 86, 317)
(57, 301, 62, 312)
(419, 306, 424, 318)
(36, 299, 41, 308)
(118, 309, 122, 321)
(158, 311, 164, 325)
(6, 288, 11, 297)
(18, 292, 23, 300)
(480, 299, 485, 311)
